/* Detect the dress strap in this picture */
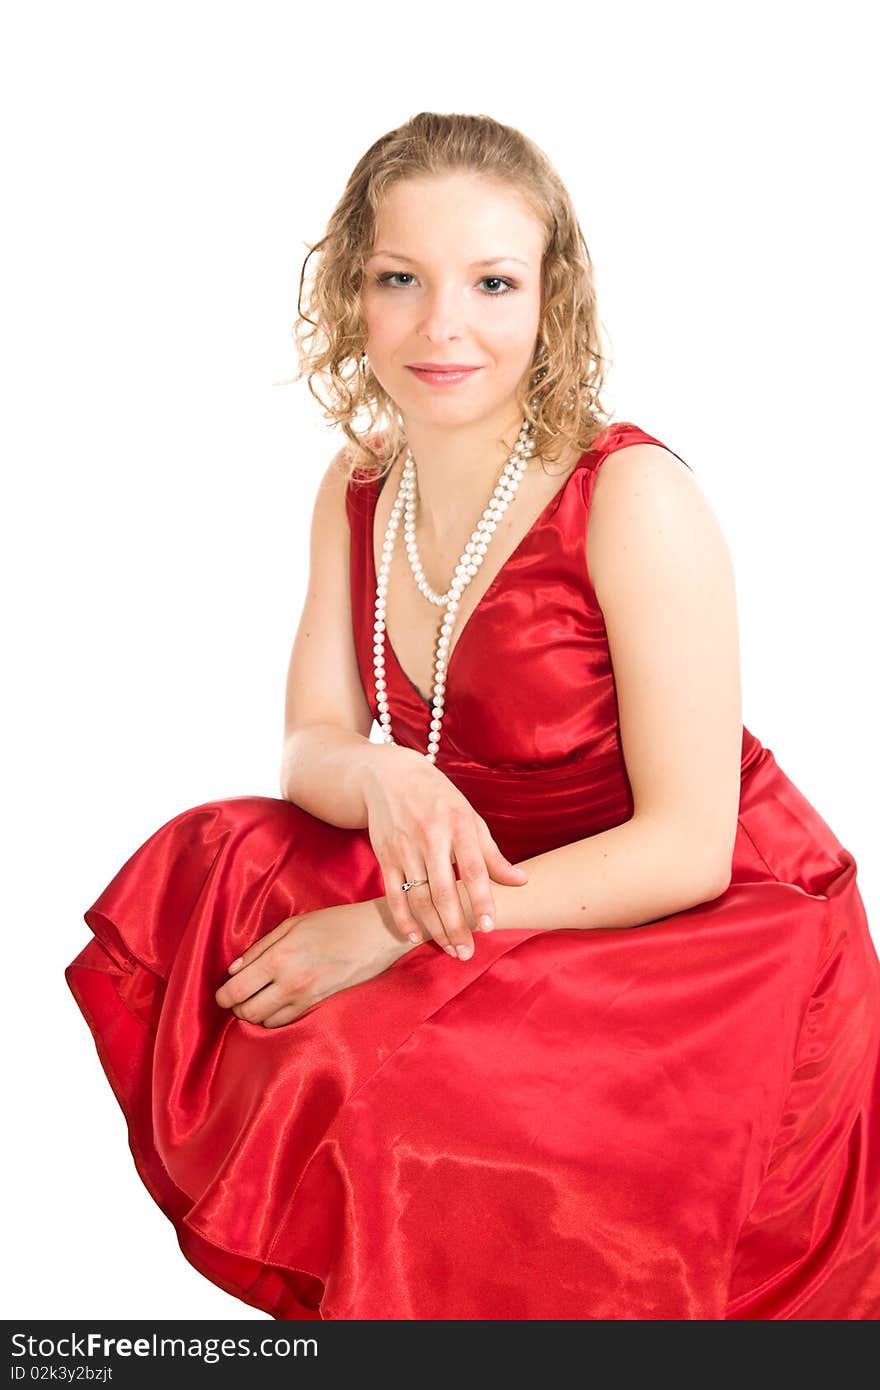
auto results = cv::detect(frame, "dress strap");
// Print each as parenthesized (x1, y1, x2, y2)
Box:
(589, 421, 693, 472)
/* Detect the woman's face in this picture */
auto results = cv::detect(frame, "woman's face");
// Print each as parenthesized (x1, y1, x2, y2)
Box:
(361, 173, 546, 429)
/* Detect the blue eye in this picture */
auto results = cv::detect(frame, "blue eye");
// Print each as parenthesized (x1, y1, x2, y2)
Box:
(375, 272, 516, 296)
(480, 275, 516, 295)
(376, 272, 414, 289)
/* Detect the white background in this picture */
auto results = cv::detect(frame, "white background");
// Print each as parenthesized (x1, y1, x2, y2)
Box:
(3, 0, 876, 1319)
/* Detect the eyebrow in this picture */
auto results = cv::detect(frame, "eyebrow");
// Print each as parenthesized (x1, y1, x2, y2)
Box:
(367, 251, 529, 267)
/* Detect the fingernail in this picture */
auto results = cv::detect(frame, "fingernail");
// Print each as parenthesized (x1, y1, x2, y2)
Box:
(455, 943, 473, 960)
(478, 915, 494, 932)
(228, 957, 243, 972)
(407, 932, 421, 944)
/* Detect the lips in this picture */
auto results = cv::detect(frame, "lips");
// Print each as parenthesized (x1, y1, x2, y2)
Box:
(406, 364, 481, 386)
(407, 363, 479, 371)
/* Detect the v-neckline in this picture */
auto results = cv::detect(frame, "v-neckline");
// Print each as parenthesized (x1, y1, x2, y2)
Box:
(368, 443, 596, 711)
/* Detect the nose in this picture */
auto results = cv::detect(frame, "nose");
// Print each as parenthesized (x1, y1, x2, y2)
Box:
(416, 283, 467, 342)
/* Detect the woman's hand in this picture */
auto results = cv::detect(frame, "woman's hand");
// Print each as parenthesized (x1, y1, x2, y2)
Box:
(213, 900, 410, 1029)
(361, 744, 528, 960)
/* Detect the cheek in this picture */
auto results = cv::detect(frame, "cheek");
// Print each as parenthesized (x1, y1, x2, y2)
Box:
(490, 322, 540, 368)
(362, 297, 410, 352)
(484, 298, 540, 349)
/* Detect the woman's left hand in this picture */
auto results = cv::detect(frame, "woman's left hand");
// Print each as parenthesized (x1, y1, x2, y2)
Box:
(214, 900, 410, 1029)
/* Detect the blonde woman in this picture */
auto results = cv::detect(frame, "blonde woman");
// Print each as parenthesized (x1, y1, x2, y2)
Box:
(66, 112, 880, 1321)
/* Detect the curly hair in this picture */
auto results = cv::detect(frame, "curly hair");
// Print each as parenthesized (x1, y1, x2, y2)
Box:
(285, 111, 615, 485)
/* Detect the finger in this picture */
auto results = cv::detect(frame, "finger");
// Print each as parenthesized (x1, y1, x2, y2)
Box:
(262, 997, 325, 1028)
(417, 840, 473, 954)
(382, 859, 451, 950)
(261, 1004, 301, 1029)
(404, 879, 455, 953)
(215, 958, 276, 1009)
(231, 979, 288, 1025)
(475, 820, 529, 883)
(497, 858, 530, 882)
(401, 842, 458, 951)
(423, 841, 475, 959)
(453, 832, 498, 933)
(226, 916, 301, 974)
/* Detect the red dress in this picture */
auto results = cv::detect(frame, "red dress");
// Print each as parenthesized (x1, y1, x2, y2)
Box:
(65, 421, 880, 1319)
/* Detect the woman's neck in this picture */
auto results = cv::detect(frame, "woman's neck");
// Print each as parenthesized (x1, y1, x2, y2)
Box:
(400, 416, 527, 541)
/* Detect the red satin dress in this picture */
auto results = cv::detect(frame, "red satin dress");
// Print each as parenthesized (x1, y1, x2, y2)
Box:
(65, 421, 880, 1320)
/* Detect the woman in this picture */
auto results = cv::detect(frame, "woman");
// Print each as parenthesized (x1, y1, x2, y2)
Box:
(65, 111, 880, 1320)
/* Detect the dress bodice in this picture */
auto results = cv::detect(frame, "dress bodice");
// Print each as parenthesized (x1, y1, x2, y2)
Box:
(347, 421, 765, 862)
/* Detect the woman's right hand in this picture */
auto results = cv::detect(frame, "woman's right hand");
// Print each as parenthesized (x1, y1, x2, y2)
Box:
(361, 744, 529, 958)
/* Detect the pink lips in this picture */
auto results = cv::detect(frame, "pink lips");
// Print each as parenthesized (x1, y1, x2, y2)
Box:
(406, 364, 481, 386)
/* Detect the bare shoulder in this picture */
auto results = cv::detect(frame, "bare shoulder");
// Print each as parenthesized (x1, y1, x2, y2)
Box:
(316, 443, 354, 500)
(587, 442, 731, 606)
(308, 445, 358, 550)
(592, 441, 699, 507)
(313, 439, 386, 516)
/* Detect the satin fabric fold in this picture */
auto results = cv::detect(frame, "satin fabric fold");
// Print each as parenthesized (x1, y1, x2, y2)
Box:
(65, 422, 880, 1318)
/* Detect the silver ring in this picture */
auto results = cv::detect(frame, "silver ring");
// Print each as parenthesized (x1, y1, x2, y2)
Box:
(401, 877, 429, 893)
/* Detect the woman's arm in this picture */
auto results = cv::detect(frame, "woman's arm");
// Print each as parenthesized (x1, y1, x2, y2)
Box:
(481, 811, 730, 933)
(280, 447, 385, 827)
(582, 442, 744, 889)
(282, 721, 395, 830)
(361, 811, 728, 944)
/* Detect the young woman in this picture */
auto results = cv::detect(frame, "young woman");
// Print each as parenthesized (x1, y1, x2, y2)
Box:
(65, 111, 880, 1320)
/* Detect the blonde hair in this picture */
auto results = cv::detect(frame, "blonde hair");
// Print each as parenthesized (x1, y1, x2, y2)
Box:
(287, 111, 614, 485)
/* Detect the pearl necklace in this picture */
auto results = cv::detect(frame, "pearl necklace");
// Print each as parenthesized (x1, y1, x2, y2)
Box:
(373, 419, 535, 763)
